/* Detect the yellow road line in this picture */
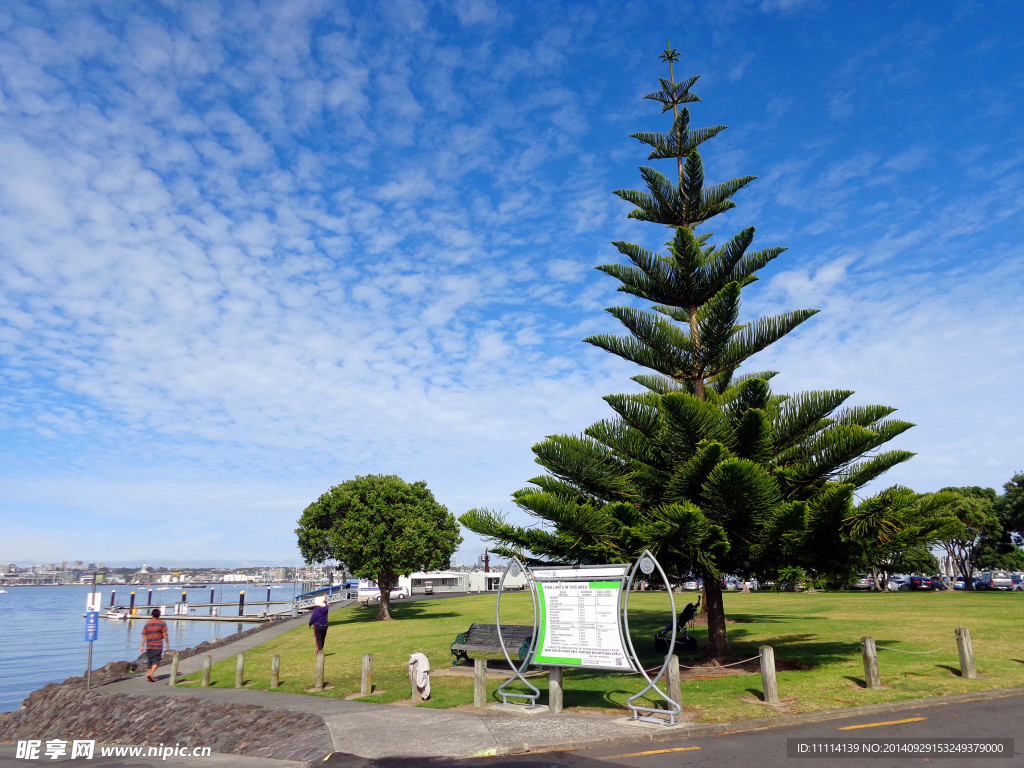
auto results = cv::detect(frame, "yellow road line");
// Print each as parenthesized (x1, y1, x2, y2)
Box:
(600, 745, 701, 759)
(839, 716, 927, 730)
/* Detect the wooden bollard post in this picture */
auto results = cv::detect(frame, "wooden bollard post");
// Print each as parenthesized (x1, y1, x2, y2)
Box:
(315, 650, 325, 691)
(760, 645, 779, 704)
(955, 627, 977, 679)
(168, 653, 180, 686)
(234, 653, 245, 688)
(548, 667, 563, 714)
(667, 654, 681, 707)
(361, 653, 373, 695)
(238, 590, 246, 617)
(861, 636, 881, 689)
(271, 655, 280, 688)
(409, 662, 418, 702)
(129, 591, 136, 614)
(110, 590, 116, 607)
(201, 655, 211, 687)
(473, 658, 487, 708)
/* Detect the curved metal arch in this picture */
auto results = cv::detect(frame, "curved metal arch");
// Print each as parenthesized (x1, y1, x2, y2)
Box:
(622, 550, 681, 725)
(494, 557, 541, 706)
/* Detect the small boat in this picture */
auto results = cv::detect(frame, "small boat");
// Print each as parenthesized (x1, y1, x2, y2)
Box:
(102, 609, 128, 620)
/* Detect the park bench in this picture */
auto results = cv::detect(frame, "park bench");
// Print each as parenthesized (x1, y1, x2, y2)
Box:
(450, 623, 534, 666)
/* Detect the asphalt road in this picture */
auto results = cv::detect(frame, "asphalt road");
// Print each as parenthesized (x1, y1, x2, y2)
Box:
(322, 689, 1023, 768)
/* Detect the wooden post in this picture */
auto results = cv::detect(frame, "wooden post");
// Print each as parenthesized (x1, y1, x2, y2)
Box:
(147, 589, 153, 606)
(129, 591, 136, 613)
(315, 650, 325, 691)
(548, 667, 563, 714)
(409, 662, 418, 702)
(361, 653, 373, 695)
(473, 658, 487, 708)
(234, 653, 245, 688)
(270, 655, 280, 688)
(667, 654, 681, 707)
(110, 590, 116, 607)
(861, 636, 881, 689)
(201, 655, 211, 687)
(168, 653, 180, 687)
(955, 627, 977, 679)
(760, 645, 779, 704)
(238, 590, 246, 617)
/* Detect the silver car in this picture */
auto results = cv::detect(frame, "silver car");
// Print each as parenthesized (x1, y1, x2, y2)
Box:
(976, 571, 1013, 590)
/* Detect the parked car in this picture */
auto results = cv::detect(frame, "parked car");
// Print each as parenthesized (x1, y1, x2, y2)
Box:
(681, 579, 700, 591)
(887, 575, 909, 591)
(953, 575, 966, 591)
(976, 571, 1013, 591)
(372, 585, 410, 601)
(909, 575, 935, 590)
(1010, 574, 1024, 592)
(850, 574, 874, 590)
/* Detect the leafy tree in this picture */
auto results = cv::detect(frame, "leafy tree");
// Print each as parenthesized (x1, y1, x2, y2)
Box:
(296, 475, 462, 620)
(978, 472, 1024, 571)
(975, 473, 1024, 571)
(461, 48, 914, 659)
(927, 486, 1001, 590)
(999, 472, 1024, 543)
(843, 487, 957, 589)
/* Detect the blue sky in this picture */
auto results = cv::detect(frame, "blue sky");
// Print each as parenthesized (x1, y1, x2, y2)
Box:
(1, 0, 1022, 568)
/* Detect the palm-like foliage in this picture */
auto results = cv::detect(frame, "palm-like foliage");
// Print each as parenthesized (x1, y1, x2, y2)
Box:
(461, 47, 915, 659)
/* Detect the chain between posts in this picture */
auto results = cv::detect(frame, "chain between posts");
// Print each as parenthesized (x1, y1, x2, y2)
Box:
(875, 642, 955, 655)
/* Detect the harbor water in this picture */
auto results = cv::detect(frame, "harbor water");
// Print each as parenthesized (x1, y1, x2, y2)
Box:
(0, 583, 295, 713)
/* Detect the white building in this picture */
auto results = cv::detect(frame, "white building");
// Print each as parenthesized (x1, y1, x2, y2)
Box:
(401, 568, 528, 594)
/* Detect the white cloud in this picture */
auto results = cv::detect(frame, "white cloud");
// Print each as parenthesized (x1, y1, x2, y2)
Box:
(0, 0, 1022, 569)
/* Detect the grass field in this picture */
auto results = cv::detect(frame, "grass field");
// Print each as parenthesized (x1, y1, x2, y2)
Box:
(178, 590, 1024, 723)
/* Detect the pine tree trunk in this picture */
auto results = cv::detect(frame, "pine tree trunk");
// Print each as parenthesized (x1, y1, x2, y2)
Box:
(702, 573, 729, 660)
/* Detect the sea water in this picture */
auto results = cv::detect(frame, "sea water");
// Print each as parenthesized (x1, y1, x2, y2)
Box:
(0, 583, 296, 713)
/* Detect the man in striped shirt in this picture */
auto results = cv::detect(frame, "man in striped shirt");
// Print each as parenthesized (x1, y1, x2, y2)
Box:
(140, 609, 169, 682)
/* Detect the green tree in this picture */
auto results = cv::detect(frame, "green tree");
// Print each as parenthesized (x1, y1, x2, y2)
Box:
(975, 473, 1024, 572)
(999, 472, 1024, 543)
(461, 48, 913, 660)
(843, 487, 958, 590)
(296, 475, 462, 620)
(978, 472, 1024, 571)
(927, 486, 1001, 590)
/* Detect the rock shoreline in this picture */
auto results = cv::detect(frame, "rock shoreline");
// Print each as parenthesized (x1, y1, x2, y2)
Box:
(0, 618, 334, 761)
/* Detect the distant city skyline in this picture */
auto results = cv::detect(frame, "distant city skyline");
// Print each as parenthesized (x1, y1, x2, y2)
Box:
(2, 1, 1022, 565)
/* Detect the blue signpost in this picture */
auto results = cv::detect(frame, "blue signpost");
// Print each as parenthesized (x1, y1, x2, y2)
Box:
(85, 572, 104, 690)
(85, 611, 99, 641)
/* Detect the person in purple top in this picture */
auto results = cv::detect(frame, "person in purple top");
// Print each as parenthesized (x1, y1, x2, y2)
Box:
(309, 595, 329, 654)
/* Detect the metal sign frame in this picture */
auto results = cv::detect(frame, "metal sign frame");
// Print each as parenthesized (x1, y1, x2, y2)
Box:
(493, 550, 682, 724)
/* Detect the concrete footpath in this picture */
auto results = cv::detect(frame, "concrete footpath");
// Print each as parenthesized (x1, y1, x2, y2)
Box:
(4, 606, 1023, 767)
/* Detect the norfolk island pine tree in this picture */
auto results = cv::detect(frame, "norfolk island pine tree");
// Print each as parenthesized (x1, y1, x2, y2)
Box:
(460, 47, 916, 661)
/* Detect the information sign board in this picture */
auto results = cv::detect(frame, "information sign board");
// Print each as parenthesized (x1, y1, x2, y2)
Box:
(532, 565, 632, 671)
(84, 611, 99, 642)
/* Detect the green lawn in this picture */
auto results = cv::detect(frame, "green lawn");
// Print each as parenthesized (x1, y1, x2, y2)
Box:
(178, 590, 1024, 723)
